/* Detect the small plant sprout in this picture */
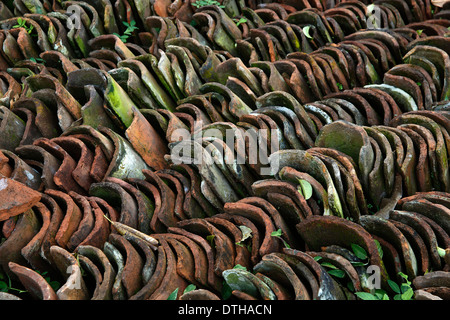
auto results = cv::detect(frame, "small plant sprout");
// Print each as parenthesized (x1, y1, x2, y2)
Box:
(233, 264, 247, 271)
(366, 203, 379, 214)
(389, 272, 414, 300)
(36, 270, 60, 291)
(167, 284, 197, 300)
(271, 229, 290, 248)
(113, 20, 139, 43)
(13, 17, 34, 34)
(233, 17, 247, 26)
(206, 234, 215, 247)
(13, 17, 26, 28)
(74, 253, 86, 276)
(0, 271, 27, 294)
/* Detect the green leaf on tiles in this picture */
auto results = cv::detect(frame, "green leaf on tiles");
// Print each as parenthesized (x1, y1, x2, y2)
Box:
(350, 261, 367, 267)
(351, 243, 368, 260)
(320, 262, 337, 269)
(327, 269, 346, 278)
(374, 289, 390, 300)
(297, 179, 313, 200)
(374, 239, 383, 259)
(302, 25, 313, 39)
(388, 279, 401, 293)
(233, 264, 247, 271)
(30, 57, 44, 63)
(401, 287, 414, 300)
(183, 284, 197, 294)
(167, 287, 178, 300)
(355, 292, 377, 300)
(271, 229, 282, 237)
(271, 229, 291, 248)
